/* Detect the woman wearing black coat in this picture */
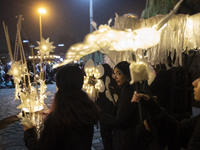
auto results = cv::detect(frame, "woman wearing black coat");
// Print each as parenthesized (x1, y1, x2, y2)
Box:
(99, 61, 154, 150)
(24, 65, 99, 150)
(132, 77, 200, 150)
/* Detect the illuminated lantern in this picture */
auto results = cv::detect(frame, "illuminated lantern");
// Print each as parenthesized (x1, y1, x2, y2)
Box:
(82, 59, 105, 100)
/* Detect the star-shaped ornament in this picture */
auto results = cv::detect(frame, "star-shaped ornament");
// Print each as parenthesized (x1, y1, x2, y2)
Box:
(35, 37, 56, 56)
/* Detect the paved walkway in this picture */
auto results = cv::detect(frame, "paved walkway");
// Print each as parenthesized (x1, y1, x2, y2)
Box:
(0, 84, 103, 150)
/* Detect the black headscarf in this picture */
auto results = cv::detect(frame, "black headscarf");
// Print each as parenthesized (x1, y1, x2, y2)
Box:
(115, 61, 131, 82)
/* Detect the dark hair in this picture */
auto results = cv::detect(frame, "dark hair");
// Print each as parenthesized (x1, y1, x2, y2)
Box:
(101, 64, 113, 81)
(56, 65, 83, 92)
(50, 65, 99, 126)
(101, 63, 118, 92)
(115, 61, 131, 81)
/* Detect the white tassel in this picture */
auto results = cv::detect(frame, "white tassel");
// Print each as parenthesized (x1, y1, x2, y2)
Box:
(91, 21, 97, 30)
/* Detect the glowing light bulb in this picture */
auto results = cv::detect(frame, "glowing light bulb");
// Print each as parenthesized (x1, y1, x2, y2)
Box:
(38, 8, 46, 14)
(42, 45, 47, 51)
(13, 68, 19, 76)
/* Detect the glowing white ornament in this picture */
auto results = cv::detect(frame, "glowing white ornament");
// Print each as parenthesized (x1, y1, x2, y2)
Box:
(17, 89, 43, 113)
(129, 61, 149, 85)
(8, 61, 28, 79)
(82, 59, 105, 100)
(35, 37, 56, 56)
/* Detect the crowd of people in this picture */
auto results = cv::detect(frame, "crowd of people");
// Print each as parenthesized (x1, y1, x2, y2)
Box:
(0, 62, 14, 88)
(0, 60, 58, 88)
(27, 60, 56, 84)
(20, 60, 200, 150)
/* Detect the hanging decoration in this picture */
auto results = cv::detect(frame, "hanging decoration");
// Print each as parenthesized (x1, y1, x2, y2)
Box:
(82, 59, 105, 100)
(53, 23, 162, 68)
(51, 0, 200, 86)
(52, 0, 198, 70)
(113, 0, 200, 67)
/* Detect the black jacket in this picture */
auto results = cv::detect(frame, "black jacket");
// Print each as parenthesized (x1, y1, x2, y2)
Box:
(24, 90, 99, 150)
(100, 83, 142, 150)
(141, 99, 200, 150)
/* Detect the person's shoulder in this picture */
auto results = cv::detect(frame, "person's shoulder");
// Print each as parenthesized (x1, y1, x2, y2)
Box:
(121, 83, 135, 95)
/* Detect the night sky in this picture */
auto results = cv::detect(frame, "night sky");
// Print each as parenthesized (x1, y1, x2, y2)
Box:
(0, 0, 146, 52)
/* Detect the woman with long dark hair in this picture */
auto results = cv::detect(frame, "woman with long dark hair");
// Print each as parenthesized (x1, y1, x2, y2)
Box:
(24, 65, 99, 150)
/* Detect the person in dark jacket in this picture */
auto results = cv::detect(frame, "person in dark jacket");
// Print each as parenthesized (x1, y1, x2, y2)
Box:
(99, 61, 153, 150)
(132, 77, 200, 150)
(23, 64, 99, 150)
(96, 63, 118, 150)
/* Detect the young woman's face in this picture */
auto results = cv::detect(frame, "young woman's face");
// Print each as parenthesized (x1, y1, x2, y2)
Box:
(192, 78, 200, 101)
(112, 67, 126, 86)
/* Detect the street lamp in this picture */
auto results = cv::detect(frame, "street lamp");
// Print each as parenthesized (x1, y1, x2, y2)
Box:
(38, 7, 46, 80)
(87, 0, 96, 62)
(84, 0, 103, 64)
(38, 8, 46, 40)
(89, 0, 103, 64)
(85, 0, 94, 61)
(89, 0, 93, 33)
